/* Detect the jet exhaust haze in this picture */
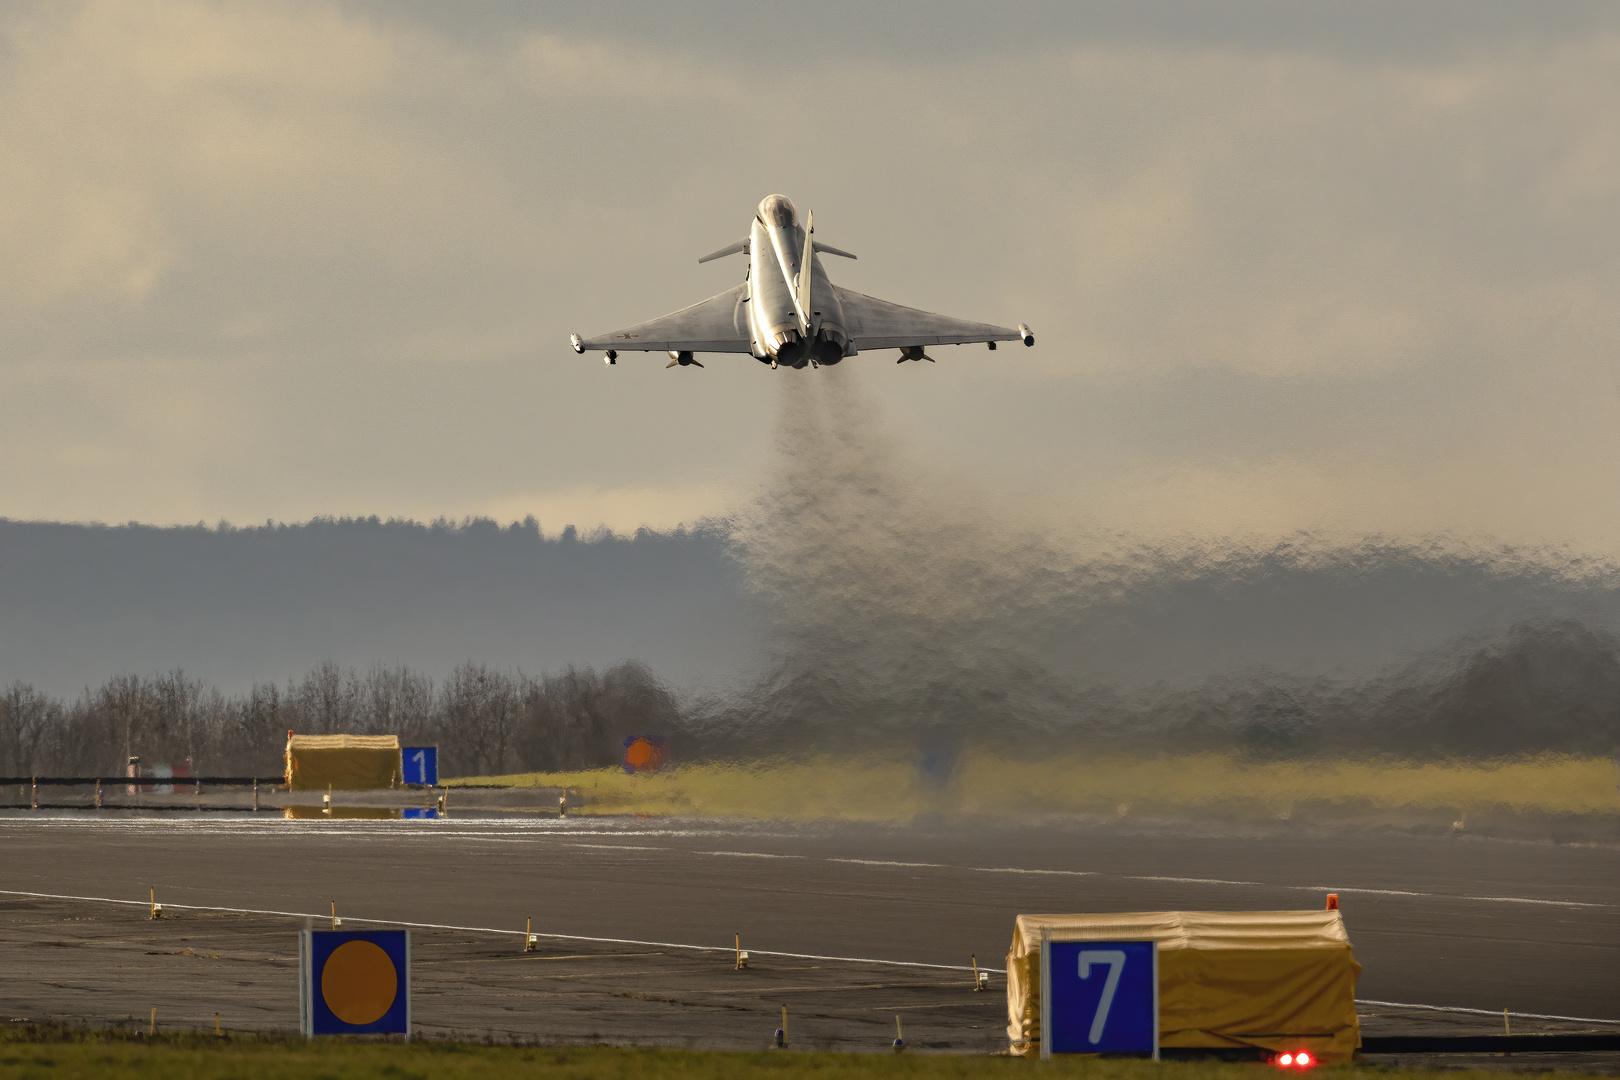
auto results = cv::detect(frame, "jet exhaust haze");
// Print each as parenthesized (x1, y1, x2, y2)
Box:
(688, 371, 1620, 765)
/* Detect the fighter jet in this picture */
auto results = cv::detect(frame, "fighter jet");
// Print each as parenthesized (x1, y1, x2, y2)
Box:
(569, 194, 1033, 369)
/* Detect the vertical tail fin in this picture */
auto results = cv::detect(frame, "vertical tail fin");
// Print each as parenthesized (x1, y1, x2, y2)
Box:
(796, 211, 814, 337)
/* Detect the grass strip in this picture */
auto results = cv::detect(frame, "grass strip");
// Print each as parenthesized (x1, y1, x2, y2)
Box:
(0, 1029, 1600, 1080)
(450, 753, 1620, 822)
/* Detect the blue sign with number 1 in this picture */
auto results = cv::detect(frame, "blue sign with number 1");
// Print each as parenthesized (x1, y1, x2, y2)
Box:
(401, 746, 437, 787)
(1041, 938, 1158, 1058)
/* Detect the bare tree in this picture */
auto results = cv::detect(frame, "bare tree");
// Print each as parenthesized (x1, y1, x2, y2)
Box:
(511, 661, 675, 773)
(0, 683, 58, 775)
(288, 660, 363, 734)
(362, 664, 436, 742)
(438, 663, 515, 776)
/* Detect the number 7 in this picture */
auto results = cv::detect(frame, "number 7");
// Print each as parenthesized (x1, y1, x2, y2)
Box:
(1078, 950, 1126, 1044)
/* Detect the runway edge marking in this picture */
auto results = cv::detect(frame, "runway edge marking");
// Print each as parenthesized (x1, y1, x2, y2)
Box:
(5, 887, 1616, 1024)
(0, 888, 973, 972)
(1355, 999, 1620, 1026)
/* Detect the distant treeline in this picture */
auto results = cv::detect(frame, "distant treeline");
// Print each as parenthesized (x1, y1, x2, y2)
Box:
(3, 617, 1618, 781)
(0, 515, 758, 701)
(0, 660, 680, 779)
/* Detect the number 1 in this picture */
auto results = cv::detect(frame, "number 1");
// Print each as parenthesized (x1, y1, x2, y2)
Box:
(411, 751, 424, 779)
(1078, 950, 1126, 1044)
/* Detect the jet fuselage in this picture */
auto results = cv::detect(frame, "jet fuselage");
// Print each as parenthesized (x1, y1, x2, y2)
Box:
(749, 195, 848, 368)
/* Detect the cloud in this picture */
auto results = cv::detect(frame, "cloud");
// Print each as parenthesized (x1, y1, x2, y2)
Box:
(0, 0, 1617, 557)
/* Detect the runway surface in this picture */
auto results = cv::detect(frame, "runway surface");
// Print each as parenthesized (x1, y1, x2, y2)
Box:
(2, 811, 1616, 1028)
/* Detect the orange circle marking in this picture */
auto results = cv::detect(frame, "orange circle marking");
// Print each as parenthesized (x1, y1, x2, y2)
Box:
(321, 940, 397, 1025)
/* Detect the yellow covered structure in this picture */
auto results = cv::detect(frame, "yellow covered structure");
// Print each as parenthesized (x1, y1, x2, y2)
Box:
(284, 734, 400, 791)
(1007, 910, 1360, 1063)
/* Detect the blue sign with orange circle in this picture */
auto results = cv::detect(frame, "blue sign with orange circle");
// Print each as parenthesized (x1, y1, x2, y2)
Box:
(299, 930, 410, 1036)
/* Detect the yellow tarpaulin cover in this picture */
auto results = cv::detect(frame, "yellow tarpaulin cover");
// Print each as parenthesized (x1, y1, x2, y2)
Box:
(1007, 910, 1361, 1063)
(284, 734, 400, 791)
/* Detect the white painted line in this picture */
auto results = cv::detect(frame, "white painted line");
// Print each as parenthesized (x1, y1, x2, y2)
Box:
(1450, 895, 1607, 909)
(1130, 875, 1261, 886)
(830, 858, 1605, 911)
(1304, 885, 1606, 910)
(1356, 999, 1620, 1026)
(569, 843, 662, 851)
(4, 818, 1609, 911)
(0, 888, 974, 973)
(975, 866, 1095, 877)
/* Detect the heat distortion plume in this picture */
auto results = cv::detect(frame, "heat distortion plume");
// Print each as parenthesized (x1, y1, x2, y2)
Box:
(686, 370, 1620, 765)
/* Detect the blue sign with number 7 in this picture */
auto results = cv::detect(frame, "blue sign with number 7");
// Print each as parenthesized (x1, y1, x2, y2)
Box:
(1041, 938, 1158, 1058)
(401, 746, 437, 787)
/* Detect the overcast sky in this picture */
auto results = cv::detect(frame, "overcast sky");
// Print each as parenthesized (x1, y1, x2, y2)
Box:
(3, 1, 1619, 554)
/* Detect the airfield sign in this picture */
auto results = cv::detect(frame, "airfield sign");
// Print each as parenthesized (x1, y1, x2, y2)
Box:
(1040, 934, 1158, 1059)
(401, 746, 437, 787)
(299, 930, 411, 1037)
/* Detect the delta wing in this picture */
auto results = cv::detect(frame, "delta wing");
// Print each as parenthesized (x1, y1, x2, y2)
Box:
(573, 285, 753, 354)
(833, 286, 1027, 351)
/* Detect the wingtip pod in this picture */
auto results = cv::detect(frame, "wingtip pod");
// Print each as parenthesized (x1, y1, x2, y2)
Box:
(1018, 323, 1035, 347)
(570, 333, 584, 354)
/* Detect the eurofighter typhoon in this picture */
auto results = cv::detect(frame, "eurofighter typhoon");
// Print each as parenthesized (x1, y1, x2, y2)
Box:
(570, 195, 1033, 369)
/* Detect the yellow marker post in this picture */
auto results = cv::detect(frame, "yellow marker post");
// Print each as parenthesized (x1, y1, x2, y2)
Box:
(149, 888, 163, 920)
(524, 917, 539, 953)
(775, 1004, 787, 1048)
(149, 1008, 156, 1036)
(331, 901, 340, 930)
(215, 1012, 221, 1036)
(893, 1014, 904, 1052)
(735, 933, 749, 969)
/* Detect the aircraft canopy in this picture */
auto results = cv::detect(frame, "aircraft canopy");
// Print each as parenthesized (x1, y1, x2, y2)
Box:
(758, 194, 796, 226)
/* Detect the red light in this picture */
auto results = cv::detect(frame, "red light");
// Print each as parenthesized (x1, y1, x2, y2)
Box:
(1297, 1052, 1312, 1066)
(1279, 1054, 1293, 1066)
